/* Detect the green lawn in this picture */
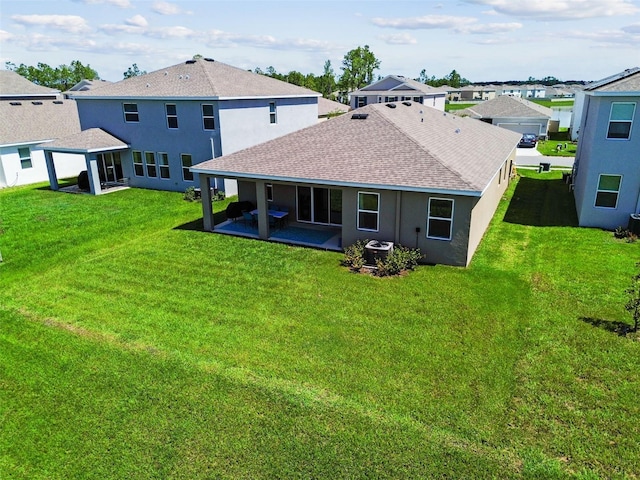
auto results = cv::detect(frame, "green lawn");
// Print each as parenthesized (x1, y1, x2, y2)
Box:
(537, 139, 578, 157)
(1, 174, 639, 479)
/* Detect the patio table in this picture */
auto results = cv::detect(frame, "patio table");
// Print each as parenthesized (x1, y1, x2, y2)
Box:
(250, 209, 289, 228)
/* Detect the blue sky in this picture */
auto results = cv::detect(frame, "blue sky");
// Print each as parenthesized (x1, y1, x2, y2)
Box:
(1, 0, 639, 83)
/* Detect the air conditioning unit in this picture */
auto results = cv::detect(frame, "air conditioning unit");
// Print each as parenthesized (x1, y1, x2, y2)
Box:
(364, 240, 394, 266)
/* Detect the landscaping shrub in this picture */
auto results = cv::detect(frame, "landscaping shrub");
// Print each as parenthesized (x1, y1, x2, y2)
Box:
(342, 241, 422, 277)
(183, 186, 198, 202)
(342, 239, 367, 271)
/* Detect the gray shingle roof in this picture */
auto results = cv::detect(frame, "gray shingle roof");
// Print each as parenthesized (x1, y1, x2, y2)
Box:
(192, 101, 521, 195)
(456, 95, 552, 119)
(0, 100, 81, 146)
(318, 97, 349, 116)
(69, 58, 321, 99)
(0, 70, 60, 97)
(42, 128, 128, 153)
(584, 67, 640, 92)
(353, 75, 448, 96)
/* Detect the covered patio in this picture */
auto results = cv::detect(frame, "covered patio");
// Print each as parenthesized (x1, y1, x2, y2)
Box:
(42, 128, 130, 195)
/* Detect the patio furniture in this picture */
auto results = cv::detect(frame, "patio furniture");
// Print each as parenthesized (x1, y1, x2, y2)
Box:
(226, 201, 254, 221)
(251, 208, 289, 229)
(242, 211, 256, 227)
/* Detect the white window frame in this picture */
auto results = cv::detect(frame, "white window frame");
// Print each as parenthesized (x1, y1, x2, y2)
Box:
(158, 152, 170, 179)
(594, 174, 622, 209)
(607, 102, 635, 140)
(132, 151, 144, 177)
(144, 151, 157, 178)
(18, 147, 32, 169)
(202, 104, 215, 130)
(357, 97, 367, 108)
(357, 191, 379, 232)
(266, 183, 273, 202)
(427, 197, 454, 241)
(123, 103, 139, 123)
(181, 154, 193, 182)
(165, 104, 178, 129)
(269, 101, 277, 124)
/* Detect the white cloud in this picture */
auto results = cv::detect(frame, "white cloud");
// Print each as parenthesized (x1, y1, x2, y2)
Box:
(371, 15, 478, 30)
(459, 22, 523, 34)
(622, 23, 640, 33)
(378, 33, 418, 45)
(10, 15, 92, 34)
(99, 23, 145, 35)
(0, 30, 14, 42)
(463, 0, 639, 20)
(563, 28, 640, 46)
(126, 15, 148, 28)
(145, 26, 196, 39)
(71, 0, 132, 7)
(152, 1, 191, 15)
(205, 29, 335, 52)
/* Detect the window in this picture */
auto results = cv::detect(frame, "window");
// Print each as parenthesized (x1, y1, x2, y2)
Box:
(181, 154, 193, 181)
(357, 97, 367, 108)
(158, 152, 170, 179)
(296, 187, 342, 225)
(384, 96, 398, 102)
(595, 174, 622, 208)
(202, 104, 215, 130)
(145, 152, 157, 177)
(18, 147, 32, 169)
(123, 103, 139, 122)
(266, 184, 273, 202)
(132, 151, 144, 176)
(357, 192, 379, 231)
(607, 102, 635, 139)
(269, 101, 277, 124)
(427, 198, 454, 240)
(165, 104, 178, 129)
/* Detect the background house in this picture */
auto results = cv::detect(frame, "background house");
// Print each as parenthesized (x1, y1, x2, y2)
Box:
(57, 57, 320, 195)
(0, 71, 85, 188)
(572, 67, 640, 230)
(455, 95, 552, 138)
(192, 101, 520, 267)
(350, 75, 447, 111)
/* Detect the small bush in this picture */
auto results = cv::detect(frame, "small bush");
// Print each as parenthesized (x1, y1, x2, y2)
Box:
(342, 239, 367, 271)
(374, 245, 422, 277)
(183, 186, 198, 202)
(214, 191, 226, 201)
(627, 233, 638, 244)
(614, 226, 628, 239)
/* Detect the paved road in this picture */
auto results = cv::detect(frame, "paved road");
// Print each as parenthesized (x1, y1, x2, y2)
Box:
(515, 146, 575, 168)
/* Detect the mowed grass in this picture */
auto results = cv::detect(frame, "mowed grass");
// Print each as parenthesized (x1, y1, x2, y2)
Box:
(1, 173, 638, 479)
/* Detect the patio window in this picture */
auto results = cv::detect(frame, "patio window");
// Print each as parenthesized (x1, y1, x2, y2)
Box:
(357, 192, 379, 232)
(145, 151, 157, 178)
(181, 154, 193, 181)
(158, 152, 170, 179)
(269, 101, 277, 124)
(607, 102, 635, 139)
(132, 151, 144, 177)
(594, 174, 621, 208)
(266, 183, 273, 202)
(297, 186, 342, 225)
(18, 147, 32, 169)
(202, 104, 215, 130)
(427, 198, 454, 240)
(165, 104, 178, 129)
(123, 103, 139, 122)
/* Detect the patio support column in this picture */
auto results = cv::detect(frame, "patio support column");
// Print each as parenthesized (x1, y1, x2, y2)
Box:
(200, 175, 214, 232)
(255, 180, 269, 239)
(44, 150, 59, 191)
(87, 155, 101, 195)
(394, 191, 402, 245)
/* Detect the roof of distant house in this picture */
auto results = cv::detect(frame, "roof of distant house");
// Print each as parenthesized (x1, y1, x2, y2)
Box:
(69, 58, 321, 100)
(455, 95, 552, 119)
(192, 101, 521, 196)
(584, 67, 640, 93)
(67, 78, 113, 92)
(318, 97, 349, 116)
(0, 70, 60, 98)
(352, 75, 449, 96)
(0, 100, 81, 146)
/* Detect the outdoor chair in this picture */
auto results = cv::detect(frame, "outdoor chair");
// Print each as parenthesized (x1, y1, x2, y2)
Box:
(242, 211, 256, 227)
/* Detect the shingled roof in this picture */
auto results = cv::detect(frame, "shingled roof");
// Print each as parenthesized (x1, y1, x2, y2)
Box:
(69, 58, 321, 100)
(353, 75, 448, 96)
(0, 100, 81, 146)
(456, 95, 552, 119)
(584, 67, 640, 93)
(42, 128, 128, 153)
(0, 70, 60, 98)
(192, 101, 521, 195)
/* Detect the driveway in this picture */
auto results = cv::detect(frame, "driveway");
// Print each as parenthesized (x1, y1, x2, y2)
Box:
(515, 146, 574, 168)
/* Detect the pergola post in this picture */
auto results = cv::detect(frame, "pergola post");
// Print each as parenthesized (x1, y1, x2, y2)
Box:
(44, 150, 59, 191)
(87, 155, 101, 195)
(200, 175, 214, 231)
(255, 180, 269, 239)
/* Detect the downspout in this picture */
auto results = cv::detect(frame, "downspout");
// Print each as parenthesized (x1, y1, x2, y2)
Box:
(210, 137, 217, 190)
(395, 191, 402, 246)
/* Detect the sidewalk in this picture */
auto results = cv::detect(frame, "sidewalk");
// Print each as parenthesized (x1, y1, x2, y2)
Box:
(515, 146, 574, 168)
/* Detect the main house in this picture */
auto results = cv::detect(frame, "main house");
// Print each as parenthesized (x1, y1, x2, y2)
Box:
(192, 101, 521, 266)
(350, 75, 447, 111)
(45, 57, 320, 195)
(455, 95, 553, 138)
(0, 71, 85, 188)
(572, 67, 640, 230)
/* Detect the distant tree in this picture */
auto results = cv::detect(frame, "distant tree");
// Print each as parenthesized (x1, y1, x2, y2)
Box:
(444, 69, 470, 88)
(625, 262, 640, 332)
(285, 70, 306, 87)
(317, 60, 337, 99)
(123, 63, 146, 79)
(338, 45, 380, 95)
(6, 60, 98, 90)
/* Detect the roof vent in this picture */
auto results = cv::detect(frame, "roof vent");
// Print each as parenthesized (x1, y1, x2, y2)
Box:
(185, 59, 197, 64)
(164, 71, 168, 75)
(204, 58, 215, 62)
(402, 101, 411, 107)
(185, 75, 190, 79)
(31, 101, 43, 105)
(9, 101, 22, 106)
(146, 83, 150, 87)
(53, 100, 63, 104)
(351, 113, 369, 120)
(179, 75, 183, 79)
(386, 103, 396, 108)
(455, 128, 461, 134)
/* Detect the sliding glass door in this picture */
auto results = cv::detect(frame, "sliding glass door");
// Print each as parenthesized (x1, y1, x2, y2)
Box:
(297, 186, 342, 225)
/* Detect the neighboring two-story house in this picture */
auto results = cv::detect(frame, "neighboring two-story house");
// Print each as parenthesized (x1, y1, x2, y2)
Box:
(350, 75, 447, 111)
(572, 67, 640, 230)
(45, 57, 320, 195)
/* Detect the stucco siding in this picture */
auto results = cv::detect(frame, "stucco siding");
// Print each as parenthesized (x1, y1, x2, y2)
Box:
(0, 145, 84, 188)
